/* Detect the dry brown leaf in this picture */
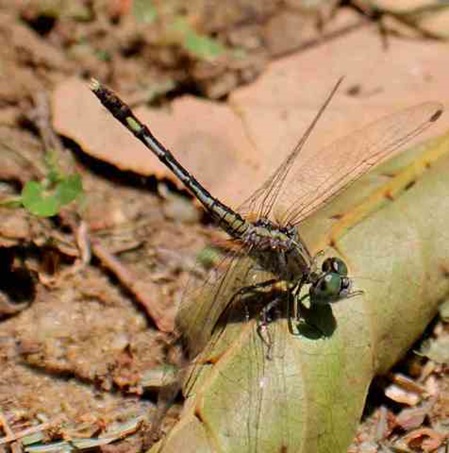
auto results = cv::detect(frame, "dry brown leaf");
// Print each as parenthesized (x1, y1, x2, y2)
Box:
(53, 27, 449, 213)
(52, 77, 259, 208)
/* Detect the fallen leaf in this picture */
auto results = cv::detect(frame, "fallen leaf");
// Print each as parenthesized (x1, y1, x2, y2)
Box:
(395, 405, 430, 431)
(53, 26, 449, 213)
(403, 427, 445, 452)
(385, 383, 421, 406)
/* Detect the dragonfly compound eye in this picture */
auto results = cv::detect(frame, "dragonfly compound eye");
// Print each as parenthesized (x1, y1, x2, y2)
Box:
(321, 257, 348, 276)
(309, 272, 343, 304)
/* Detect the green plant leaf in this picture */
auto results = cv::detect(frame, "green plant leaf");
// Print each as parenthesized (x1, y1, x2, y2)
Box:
(184, 30, 225, 60)
(21, 181, 60, 217)
(55, 173, 83, 206)
(21, 174, 82, 218)
(170, 17, 226, 60)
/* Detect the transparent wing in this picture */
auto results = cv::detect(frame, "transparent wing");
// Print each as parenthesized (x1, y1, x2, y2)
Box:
(273, 101, 443, 226)
(176, 243, 289, 387)
(176, 246, 275, 360)
(176, 250, 240, 356)
(180, 282, 303, 452)
(237, 79, 343, 220)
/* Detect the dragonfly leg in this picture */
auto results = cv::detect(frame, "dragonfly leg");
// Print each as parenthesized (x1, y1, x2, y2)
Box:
(287, 292, 309, 336)
(256, 297, 283, 360)
(232, 278, 279, 300)
(215, 278, 280, 333)
(215, 279, 285, 358)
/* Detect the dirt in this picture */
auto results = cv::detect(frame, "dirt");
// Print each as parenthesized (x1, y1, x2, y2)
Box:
(0, 1, 447, 452)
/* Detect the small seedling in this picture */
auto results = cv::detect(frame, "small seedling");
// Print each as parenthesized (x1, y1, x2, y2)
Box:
(18, 151, 83, 217)
(132, 1, 231, 61)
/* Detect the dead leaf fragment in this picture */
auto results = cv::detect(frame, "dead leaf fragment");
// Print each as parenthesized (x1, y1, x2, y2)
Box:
(52, 77, 259, 209)
(385, 383, 421, 406)
(395, 405, 429, 431)
(403, 427, 446, 452)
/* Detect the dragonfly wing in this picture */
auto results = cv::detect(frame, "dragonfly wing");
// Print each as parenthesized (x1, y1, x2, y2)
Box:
(176, 248, 278, 360)
(176, 250, 243, 358)
(181, 279, 297, 452)
(237, 79, 343, 221)
(273, 101, 443, 226)
(179, 279, 339, 452)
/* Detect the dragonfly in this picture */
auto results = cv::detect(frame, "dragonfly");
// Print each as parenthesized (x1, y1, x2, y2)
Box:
(90, 79, 442, 349)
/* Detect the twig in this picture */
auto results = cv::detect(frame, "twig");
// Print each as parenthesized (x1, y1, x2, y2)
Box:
(91, 238, 175, 332)
(0, 410, 14, 438)
(30, 91, 74, 174)
(0, 416, 63, 446)
(0, 411, 22, 452)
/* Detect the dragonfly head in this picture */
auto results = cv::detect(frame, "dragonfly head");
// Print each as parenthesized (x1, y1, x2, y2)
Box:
(309, 257, 352, 304)
(322, 256, 348, 276)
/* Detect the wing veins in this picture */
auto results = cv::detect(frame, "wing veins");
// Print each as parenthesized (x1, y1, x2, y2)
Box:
(239, 78, 344, 220)
(280, 105, 441, 226)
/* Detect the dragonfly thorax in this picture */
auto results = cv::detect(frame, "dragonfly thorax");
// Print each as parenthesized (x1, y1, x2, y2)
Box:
(242, 219, 313, 282)
(243, 218, 297, 251)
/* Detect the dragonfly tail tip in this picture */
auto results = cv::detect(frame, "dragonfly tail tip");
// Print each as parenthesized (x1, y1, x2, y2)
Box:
(430, 108, 443, 123)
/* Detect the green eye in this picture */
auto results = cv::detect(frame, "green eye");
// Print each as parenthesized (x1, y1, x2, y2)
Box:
(309, 273, 342, 304)
(322, 257, 348, 277)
